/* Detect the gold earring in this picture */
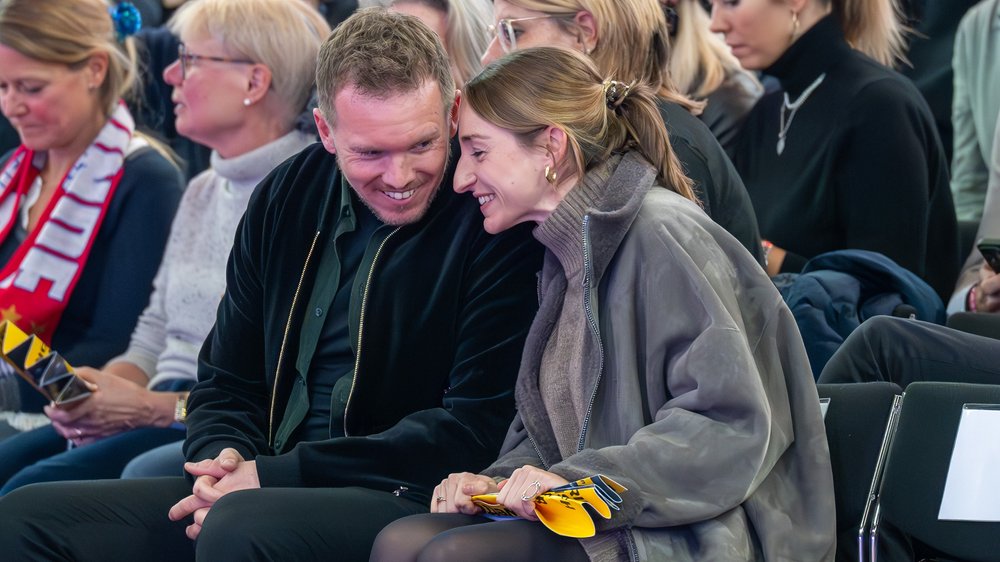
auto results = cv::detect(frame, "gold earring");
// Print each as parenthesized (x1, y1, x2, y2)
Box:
(790, 11, 800, 42)
(544, 165, 557, 184)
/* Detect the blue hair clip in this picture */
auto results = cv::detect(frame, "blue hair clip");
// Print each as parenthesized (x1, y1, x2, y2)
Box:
(109, 2, 142, 42)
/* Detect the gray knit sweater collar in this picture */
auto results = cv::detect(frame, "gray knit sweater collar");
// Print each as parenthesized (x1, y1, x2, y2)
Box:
(210, 130, 314, 192)
(533, 151, 657, 281)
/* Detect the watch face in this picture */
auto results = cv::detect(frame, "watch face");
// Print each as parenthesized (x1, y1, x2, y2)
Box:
(175, 395, 188, 423)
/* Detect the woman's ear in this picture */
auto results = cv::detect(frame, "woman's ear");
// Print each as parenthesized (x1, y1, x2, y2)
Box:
(545, 125, 570, 169)
(573, 10, 599, 54)
(84, 52, 109, 90)
(786, 0, 809, 14)
(246, 64, 272, 105)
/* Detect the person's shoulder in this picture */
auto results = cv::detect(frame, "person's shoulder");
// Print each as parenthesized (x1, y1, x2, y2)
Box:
(959, 0, 1000, 34)
(656, 99, 712, 145)
(630, 188, 718, 250)
(639, 188, 712, 224)
(122, 147, 184, 192)
(256, 142, 336, 199)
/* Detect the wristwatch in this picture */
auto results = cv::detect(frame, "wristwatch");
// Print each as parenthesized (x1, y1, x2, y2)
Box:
(174, 393, 188, 424)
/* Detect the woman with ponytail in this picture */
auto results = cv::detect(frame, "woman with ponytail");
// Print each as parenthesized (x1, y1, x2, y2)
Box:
(478, 0, 764, 264)
(371, 46, 835, 562)
(711, 0, 960, 300)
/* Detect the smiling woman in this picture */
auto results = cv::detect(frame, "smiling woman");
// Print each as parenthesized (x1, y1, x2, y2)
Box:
(478, 0, 765, 263)
(372, 46, 836, 562)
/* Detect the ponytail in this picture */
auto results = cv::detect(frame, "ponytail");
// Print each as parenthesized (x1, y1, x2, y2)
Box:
(602, 80, 696, 202)
(831, 0, 907, 67)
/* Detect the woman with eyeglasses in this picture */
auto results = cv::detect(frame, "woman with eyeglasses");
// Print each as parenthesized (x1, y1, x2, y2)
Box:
(370, 46, 835, 562)
(0, 0, 182, 425)
(0, 0, 330, 493)
(479, 0, 765, 264)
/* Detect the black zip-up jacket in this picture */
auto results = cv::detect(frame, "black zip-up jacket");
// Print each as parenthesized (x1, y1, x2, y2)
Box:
(184, 144, 543, 505)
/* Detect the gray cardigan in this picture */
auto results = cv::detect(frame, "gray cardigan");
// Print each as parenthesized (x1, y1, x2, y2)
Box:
(483, 151, 836, 561)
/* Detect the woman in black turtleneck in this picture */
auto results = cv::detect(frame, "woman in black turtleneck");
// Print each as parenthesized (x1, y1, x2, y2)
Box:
(710, 0, 960, 300)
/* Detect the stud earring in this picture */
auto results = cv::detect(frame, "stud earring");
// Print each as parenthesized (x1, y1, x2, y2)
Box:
(544, 165, 557, 184)
(243, 98, 252, 107)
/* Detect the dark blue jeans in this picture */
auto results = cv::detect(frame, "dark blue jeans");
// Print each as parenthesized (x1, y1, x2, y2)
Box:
(0, 424, 184, 494)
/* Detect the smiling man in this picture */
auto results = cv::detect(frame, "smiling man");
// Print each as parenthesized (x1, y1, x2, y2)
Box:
(0, 8, 542, 562)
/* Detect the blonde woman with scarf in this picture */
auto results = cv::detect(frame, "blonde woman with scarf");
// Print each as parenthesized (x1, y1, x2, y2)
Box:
(0, 0, 182, 466)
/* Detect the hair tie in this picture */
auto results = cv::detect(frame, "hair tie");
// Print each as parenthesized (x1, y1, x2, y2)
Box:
(602, 79, 632, 111)
(109, 2, 142, 42)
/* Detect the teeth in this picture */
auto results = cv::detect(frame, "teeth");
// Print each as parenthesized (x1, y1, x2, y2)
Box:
(385, 189, 415, 200)
(477, 194, 495, 206)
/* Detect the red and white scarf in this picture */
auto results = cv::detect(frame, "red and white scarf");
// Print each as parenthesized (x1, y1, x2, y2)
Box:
(0, 103, 134, 343)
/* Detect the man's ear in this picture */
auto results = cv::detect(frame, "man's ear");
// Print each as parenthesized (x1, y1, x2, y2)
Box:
(448, 90, 461, 138)
(245, 64, 272, 105)
(573, 10, 599, 54)
(314, 108, 337, 154)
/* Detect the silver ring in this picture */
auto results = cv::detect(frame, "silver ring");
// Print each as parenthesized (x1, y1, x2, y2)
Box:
(74, 428, 83, 438)
(520, 480, 541, 502)
(436, 496, 446, 503)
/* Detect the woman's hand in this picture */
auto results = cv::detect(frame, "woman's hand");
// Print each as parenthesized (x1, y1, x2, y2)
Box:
(763, 242, 787, 277)
(45, 367, 170, 442)
(430, 472, 499, 514)
(494, 465, 570, 521)
(976, 262, 1000, 313)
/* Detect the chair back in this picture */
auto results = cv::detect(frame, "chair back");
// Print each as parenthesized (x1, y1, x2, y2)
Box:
(818, 382, 902, 562)
(876, 382, 1000, 562)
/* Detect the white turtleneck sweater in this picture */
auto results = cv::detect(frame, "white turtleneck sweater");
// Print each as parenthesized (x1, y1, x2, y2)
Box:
(113, 130, 315, 390)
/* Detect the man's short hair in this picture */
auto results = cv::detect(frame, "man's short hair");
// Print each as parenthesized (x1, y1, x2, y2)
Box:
(316, 7, 456, 124)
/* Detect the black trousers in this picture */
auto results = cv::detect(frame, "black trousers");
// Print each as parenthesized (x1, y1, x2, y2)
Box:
(818, 316, 1000, 387)
(0, 477, 426, 561)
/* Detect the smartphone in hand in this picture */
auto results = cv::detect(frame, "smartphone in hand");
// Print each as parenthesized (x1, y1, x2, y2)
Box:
(978, 238, 1000, 272)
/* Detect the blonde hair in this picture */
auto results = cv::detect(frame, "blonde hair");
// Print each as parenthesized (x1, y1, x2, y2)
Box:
(315, 8, 455, 124)
(465, 47, 695, 202)
(0, 0, 139, 117)
(169, 0, 331, 125)
(506, 0, 703, 114)
(826, 0, 907, 68)
(669, 0, 759, 99)
(391, 0, 492, 87)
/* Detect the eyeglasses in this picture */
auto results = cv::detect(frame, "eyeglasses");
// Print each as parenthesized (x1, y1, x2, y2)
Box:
(176, 43, 255, 81)
(488, 16, 562, 53)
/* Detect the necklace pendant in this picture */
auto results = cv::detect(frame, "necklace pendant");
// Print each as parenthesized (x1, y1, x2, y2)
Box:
(776, 136, 785, 156)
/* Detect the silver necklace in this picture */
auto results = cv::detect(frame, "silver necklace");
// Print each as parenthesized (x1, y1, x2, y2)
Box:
(777, 72, 826, 156)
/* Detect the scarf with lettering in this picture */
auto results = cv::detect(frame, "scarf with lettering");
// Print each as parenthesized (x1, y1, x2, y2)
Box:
(0, 102, 133, 343)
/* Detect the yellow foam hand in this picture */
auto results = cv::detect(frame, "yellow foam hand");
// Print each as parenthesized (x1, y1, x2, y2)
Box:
(470, 474, 628, 538)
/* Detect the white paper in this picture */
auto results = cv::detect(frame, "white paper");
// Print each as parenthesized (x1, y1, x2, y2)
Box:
(938, 406, 1000, 521)
(819, 398, 830, 420)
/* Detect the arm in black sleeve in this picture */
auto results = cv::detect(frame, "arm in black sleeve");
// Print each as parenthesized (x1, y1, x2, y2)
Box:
(252, 226, 541, 503)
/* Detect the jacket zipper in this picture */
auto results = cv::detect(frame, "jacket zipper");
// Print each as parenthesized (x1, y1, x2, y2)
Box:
(578, 214, 605, 453)
(269, 230, 322, 447)
(624, 528, 639, 561)
(528, 432, 549, 469)
(343, 226, 401, 436)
